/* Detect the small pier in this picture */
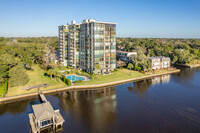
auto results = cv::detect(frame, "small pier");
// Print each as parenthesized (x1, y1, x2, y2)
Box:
(26, 84, 65, 133)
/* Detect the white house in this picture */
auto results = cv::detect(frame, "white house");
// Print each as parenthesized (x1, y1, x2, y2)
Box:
(116, 51, 137, 61)
(149, 56, 170, 70)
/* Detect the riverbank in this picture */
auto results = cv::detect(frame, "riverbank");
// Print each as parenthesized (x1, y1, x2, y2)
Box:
(78, 69, 145, 86)
(188, 64, 200, 68)
(5, 66, 67, 97)
(173, 59, 200, 68)
(0, 69, 180, 104)
(174, 63, 200, 68)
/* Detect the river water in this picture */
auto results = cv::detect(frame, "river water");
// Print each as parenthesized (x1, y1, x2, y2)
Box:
(0, 67, 200, 133)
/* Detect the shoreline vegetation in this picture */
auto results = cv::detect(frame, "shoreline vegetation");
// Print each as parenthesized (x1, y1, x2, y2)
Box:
(1, 37, 200, 103)
(5, 66, 178, 97)
(0, 68, 180, 104)
(174, 64, 200, 68)
(173, 59, 200, 68)
(5, 65, 67, 97)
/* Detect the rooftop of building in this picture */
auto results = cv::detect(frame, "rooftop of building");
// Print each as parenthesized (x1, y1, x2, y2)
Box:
(149, 56, 170, 60)
(32, 102, 57, 121)
(117, 50, 137, 54)
(59, 19, 116, 27)
(81, 19, 117, 24)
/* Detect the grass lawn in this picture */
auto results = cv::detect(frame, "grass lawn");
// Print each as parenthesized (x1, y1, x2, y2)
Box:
(6, 66, 67, 97)
(78, 69, 146, 86)
(5, 67, 179, 97)
(0, 81, 8, 97)
(145, 68, 179, 75)
(0, 87, 6, 97)
(78, 68, 180, 86)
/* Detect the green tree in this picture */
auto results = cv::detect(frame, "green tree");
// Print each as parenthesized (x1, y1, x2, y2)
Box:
(47, 69, 53, 79)
(51, 68, 60, 80)
(197, 52, 200, 59)
(0, 53, 20, 69)
(172, 49, 194, 64)
(162, 45, 173, 56)
(95, 64, 101, 70)
(0, 37, 4, 42)
(132, 51, 150, 71)
(9, 65, 30, 87)
(147, 49, 155, 56)
(56, 71, 62, 83)
(64, 70, 69, 75)
(0, 65, 8, 84)
(172, 55, 178, 64)
(95, 64, 101, 74)
(127, 63, 133, 75)
(116, 38, 200, 64)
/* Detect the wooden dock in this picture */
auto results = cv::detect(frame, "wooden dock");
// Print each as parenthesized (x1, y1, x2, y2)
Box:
(29, 93, 65, 133)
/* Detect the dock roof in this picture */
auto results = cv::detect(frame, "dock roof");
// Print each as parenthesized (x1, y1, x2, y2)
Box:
(32, 102, 57, 121)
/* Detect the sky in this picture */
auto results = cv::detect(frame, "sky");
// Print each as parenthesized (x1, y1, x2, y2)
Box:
(0, 0, 200, 38)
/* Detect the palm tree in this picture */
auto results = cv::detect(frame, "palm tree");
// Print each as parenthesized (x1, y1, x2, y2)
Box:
(64, 70, 69, 75)
(47, 69, 53, 80)
(52, 68, 57, 80)
(70, 69, 75, 82)
(127, 63, 134, 75)
(57, 71, 62, 83)
(53, 67, 61, 82)
(95, 64, 101, 74)
(46, 69, 50, 78)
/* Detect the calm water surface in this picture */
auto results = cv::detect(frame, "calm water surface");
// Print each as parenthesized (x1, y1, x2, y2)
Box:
(0, 67, 200, 133)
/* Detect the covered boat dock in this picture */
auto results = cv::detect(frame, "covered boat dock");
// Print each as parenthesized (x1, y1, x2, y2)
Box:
(27, 84, 65, 133)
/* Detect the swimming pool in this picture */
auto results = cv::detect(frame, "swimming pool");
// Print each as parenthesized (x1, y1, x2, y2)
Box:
(66, 75, 85, 82)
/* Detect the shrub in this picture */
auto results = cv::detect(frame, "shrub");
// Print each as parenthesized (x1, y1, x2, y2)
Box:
(74, 80, 82, 84)
(0, 79, 8, 97)
(76, 71, 80, 75)
(140, 71, 145, 74)
(60, 75, 71, 86)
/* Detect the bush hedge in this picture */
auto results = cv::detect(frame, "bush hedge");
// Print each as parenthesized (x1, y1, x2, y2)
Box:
(0, 79, 8, 97)
(74, 80, 82, 84)
(60, 76, 71, 86)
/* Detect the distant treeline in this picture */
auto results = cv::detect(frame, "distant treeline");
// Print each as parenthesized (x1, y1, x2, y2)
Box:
(0, 37, 58, 49)
(117, 38, 200, 65)
(0, 37, 200, 90)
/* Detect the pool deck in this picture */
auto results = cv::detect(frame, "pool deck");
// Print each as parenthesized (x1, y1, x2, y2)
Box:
(0, 69, 180, 104)
(65, 74, 88, 82)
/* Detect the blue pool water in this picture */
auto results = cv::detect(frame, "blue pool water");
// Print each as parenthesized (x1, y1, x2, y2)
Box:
(66, 75, 85, 82)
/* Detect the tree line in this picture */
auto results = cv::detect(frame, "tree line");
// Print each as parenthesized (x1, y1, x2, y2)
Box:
(117, 38, 200, 71)
(1, 37, 200, 94)
(0, 37, 58, 91)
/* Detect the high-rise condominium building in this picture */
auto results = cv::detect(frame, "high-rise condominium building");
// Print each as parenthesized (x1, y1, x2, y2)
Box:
(58, 19, 116, 74)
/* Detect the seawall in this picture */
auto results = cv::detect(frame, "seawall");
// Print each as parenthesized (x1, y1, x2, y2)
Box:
(0, 69, 180, 104)
(173, 64, 200, 68)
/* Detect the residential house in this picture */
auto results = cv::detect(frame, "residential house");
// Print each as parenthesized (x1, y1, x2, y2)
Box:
(149, 56, 170, 70)
(116, 51, 137, 61)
